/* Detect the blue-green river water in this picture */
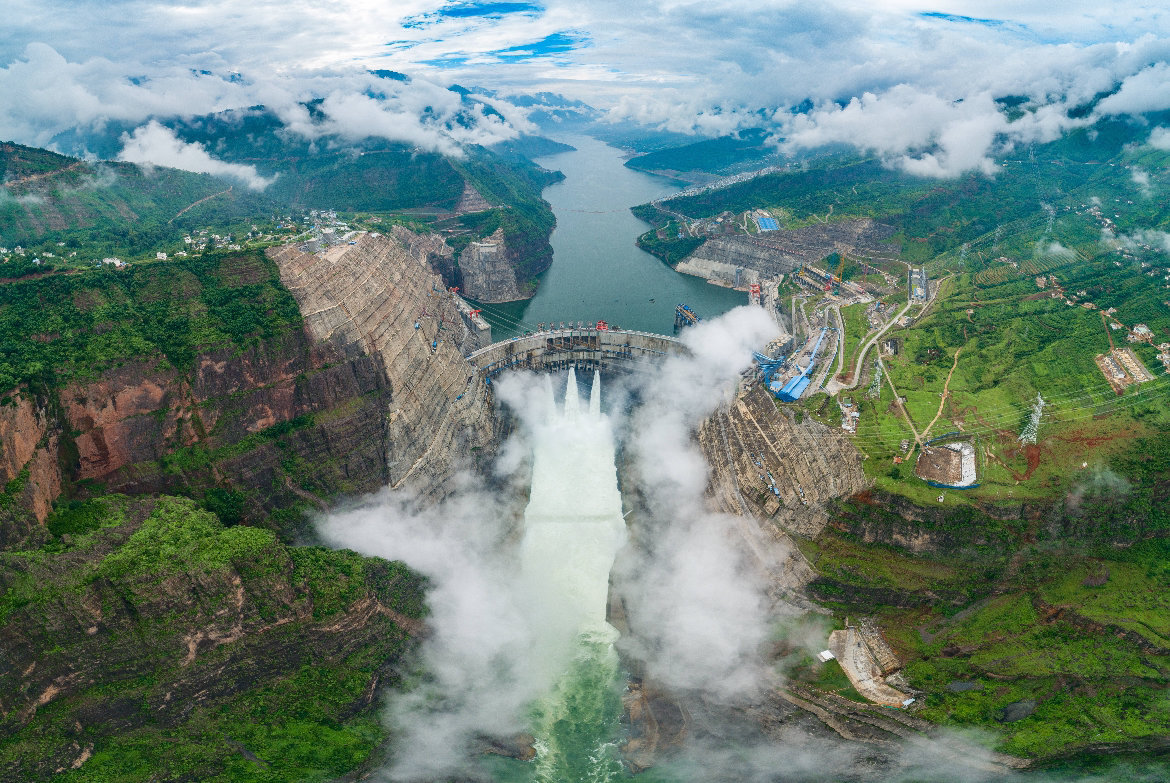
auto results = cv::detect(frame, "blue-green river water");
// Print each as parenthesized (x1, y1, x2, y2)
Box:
(476, 134, 745, 338)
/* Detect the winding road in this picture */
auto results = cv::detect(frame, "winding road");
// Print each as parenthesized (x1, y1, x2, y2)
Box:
(826, 298, 914, 394)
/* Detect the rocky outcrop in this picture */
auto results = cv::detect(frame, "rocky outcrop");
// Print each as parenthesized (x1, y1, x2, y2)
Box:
(63, 332, 392, 505)
(454, 181, 493, 214)
(268, 231, 499, 500)
(699, 385, 869, 539)
(0, 231, 501, 546)
(678, 219, 898, 284)
(0, 394, 60, 542)
(457, 227, 530, 303)
(827, 488, 1031, 557)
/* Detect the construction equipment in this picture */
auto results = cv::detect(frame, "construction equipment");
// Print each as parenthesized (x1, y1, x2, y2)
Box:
(675, 304, 701, 328)
(752, 351, 787, 387)
(770, 325, 830, 402)
(830, 255, 846, 294)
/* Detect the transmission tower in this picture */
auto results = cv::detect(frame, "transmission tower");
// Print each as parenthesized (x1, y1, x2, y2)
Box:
(1018, 393, 1045, 444)
(867, 359, 883, 400)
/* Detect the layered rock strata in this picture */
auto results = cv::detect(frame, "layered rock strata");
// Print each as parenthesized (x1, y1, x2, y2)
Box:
(457, 227, 530, 303)
(1, 230, 500, 545)
(0, 327, 391, 544)
(677, 219, 898, 286)
(268, 231, 498, 500)
(0, 394, 61, 545)
(698, 385, 869, 539)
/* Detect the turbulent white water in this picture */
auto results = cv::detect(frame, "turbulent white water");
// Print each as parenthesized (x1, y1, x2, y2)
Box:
(519, 369, 628, 781)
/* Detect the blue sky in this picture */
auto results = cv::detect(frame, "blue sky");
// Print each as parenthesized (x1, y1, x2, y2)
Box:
(2, 0, 1170, 176)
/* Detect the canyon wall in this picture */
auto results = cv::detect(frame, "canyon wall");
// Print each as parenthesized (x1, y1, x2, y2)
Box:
(268, 231, 498, 500)
(699, 385, 869, 538)
(457, 227, 530, 303)
(0, 231, 500, 547)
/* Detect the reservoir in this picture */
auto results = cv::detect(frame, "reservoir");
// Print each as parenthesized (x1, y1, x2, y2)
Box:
(478, 134, 745, 338)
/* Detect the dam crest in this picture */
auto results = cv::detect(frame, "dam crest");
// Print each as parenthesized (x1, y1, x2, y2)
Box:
(466, 326, 688, 379)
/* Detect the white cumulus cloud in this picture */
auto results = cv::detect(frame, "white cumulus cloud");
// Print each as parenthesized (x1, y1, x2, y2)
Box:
(117, 120, 276, 190)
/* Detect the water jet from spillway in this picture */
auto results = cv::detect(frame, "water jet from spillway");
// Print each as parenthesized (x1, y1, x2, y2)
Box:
(519, 368, 628, 781)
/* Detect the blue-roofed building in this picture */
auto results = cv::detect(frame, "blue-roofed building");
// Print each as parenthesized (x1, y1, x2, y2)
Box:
(772, 374, 811, 401)
(755, 216, 779, 232)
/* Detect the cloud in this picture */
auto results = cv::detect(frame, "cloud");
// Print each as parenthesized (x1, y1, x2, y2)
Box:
(1131, 166, 1153, 196)
(117, 120, 276, 189)
(1095, 61, 1170, 116)
(0, 187, 45, 206)
(1065, 464, 1131, 513)
(614, 306, 787, 700)
(0, 42, 254, 148)
(1150, 126, 1170, 149)
(5, 2, 1170, 177)
(0, 43, 524, 159)
(1102, 226, 1170, 254)
(316, 479, 545, 781)
(1041, 240, 1077, 260)
(780, 87, 1013, 177)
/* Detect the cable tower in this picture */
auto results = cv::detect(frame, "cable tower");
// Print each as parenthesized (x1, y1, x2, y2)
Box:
(1019, 393, 1045, 444)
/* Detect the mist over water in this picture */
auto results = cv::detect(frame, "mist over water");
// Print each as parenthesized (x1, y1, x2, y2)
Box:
(312, 307, 1157, 782)
(316, 307, 784, 782)
(520, 369, 627, 782)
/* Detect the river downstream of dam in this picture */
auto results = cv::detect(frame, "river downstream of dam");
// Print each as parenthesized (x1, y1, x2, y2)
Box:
(519, 369, 627, 782)
(479, 134, 745, 338)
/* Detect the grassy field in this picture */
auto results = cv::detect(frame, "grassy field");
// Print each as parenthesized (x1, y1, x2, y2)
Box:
(838, 301, 872, 377)
(843, 235, 1170, 507)
(802, 521, 1170, 759)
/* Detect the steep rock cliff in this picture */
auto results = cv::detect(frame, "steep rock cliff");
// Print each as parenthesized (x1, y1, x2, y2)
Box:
(677, 220, 898, 284)
(699, 385, 869, 538)
(0, 231, 500, 546)
(0, 393, 61, 546)
(268, 230, 499, 500)
(457, 227, 530, 303)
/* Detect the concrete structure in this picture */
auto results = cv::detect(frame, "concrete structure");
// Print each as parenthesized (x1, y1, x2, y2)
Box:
(916, 435, 978, 488)
(467, 327, 687, 379)
(828, 626, 910, 708)
(910, 266, 929, 302)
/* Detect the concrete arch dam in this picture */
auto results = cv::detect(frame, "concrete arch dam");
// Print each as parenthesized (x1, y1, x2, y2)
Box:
(466, 327, 688, 378)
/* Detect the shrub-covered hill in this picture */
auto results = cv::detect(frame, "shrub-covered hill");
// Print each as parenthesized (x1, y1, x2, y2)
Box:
(633, 113, 1170, 266)
(158, 108, 564, 295)
(0, 494, 425, 782)
(624, 128, 781, 179)
(0, 141, 277, 258)
(2, 110, 564, 297)
(801, 484, 1170, 762)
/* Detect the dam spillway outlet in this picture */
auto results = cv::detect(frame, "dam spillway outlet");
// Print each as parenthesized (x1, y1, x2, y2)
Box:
(519, 368, 628, 781)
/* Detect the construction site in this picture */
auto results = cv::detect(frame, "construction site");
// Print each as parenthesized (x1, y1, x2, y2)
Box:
(1095, 346, 1155, 393)
(914, 435, 980, 488)
(826, 620, 913, 709)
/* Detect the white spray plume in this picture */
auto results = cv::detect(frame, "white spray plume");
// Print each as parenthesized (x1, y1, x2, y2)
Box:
(615, 305, 784, 700)
(317, 480, 543, 781)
